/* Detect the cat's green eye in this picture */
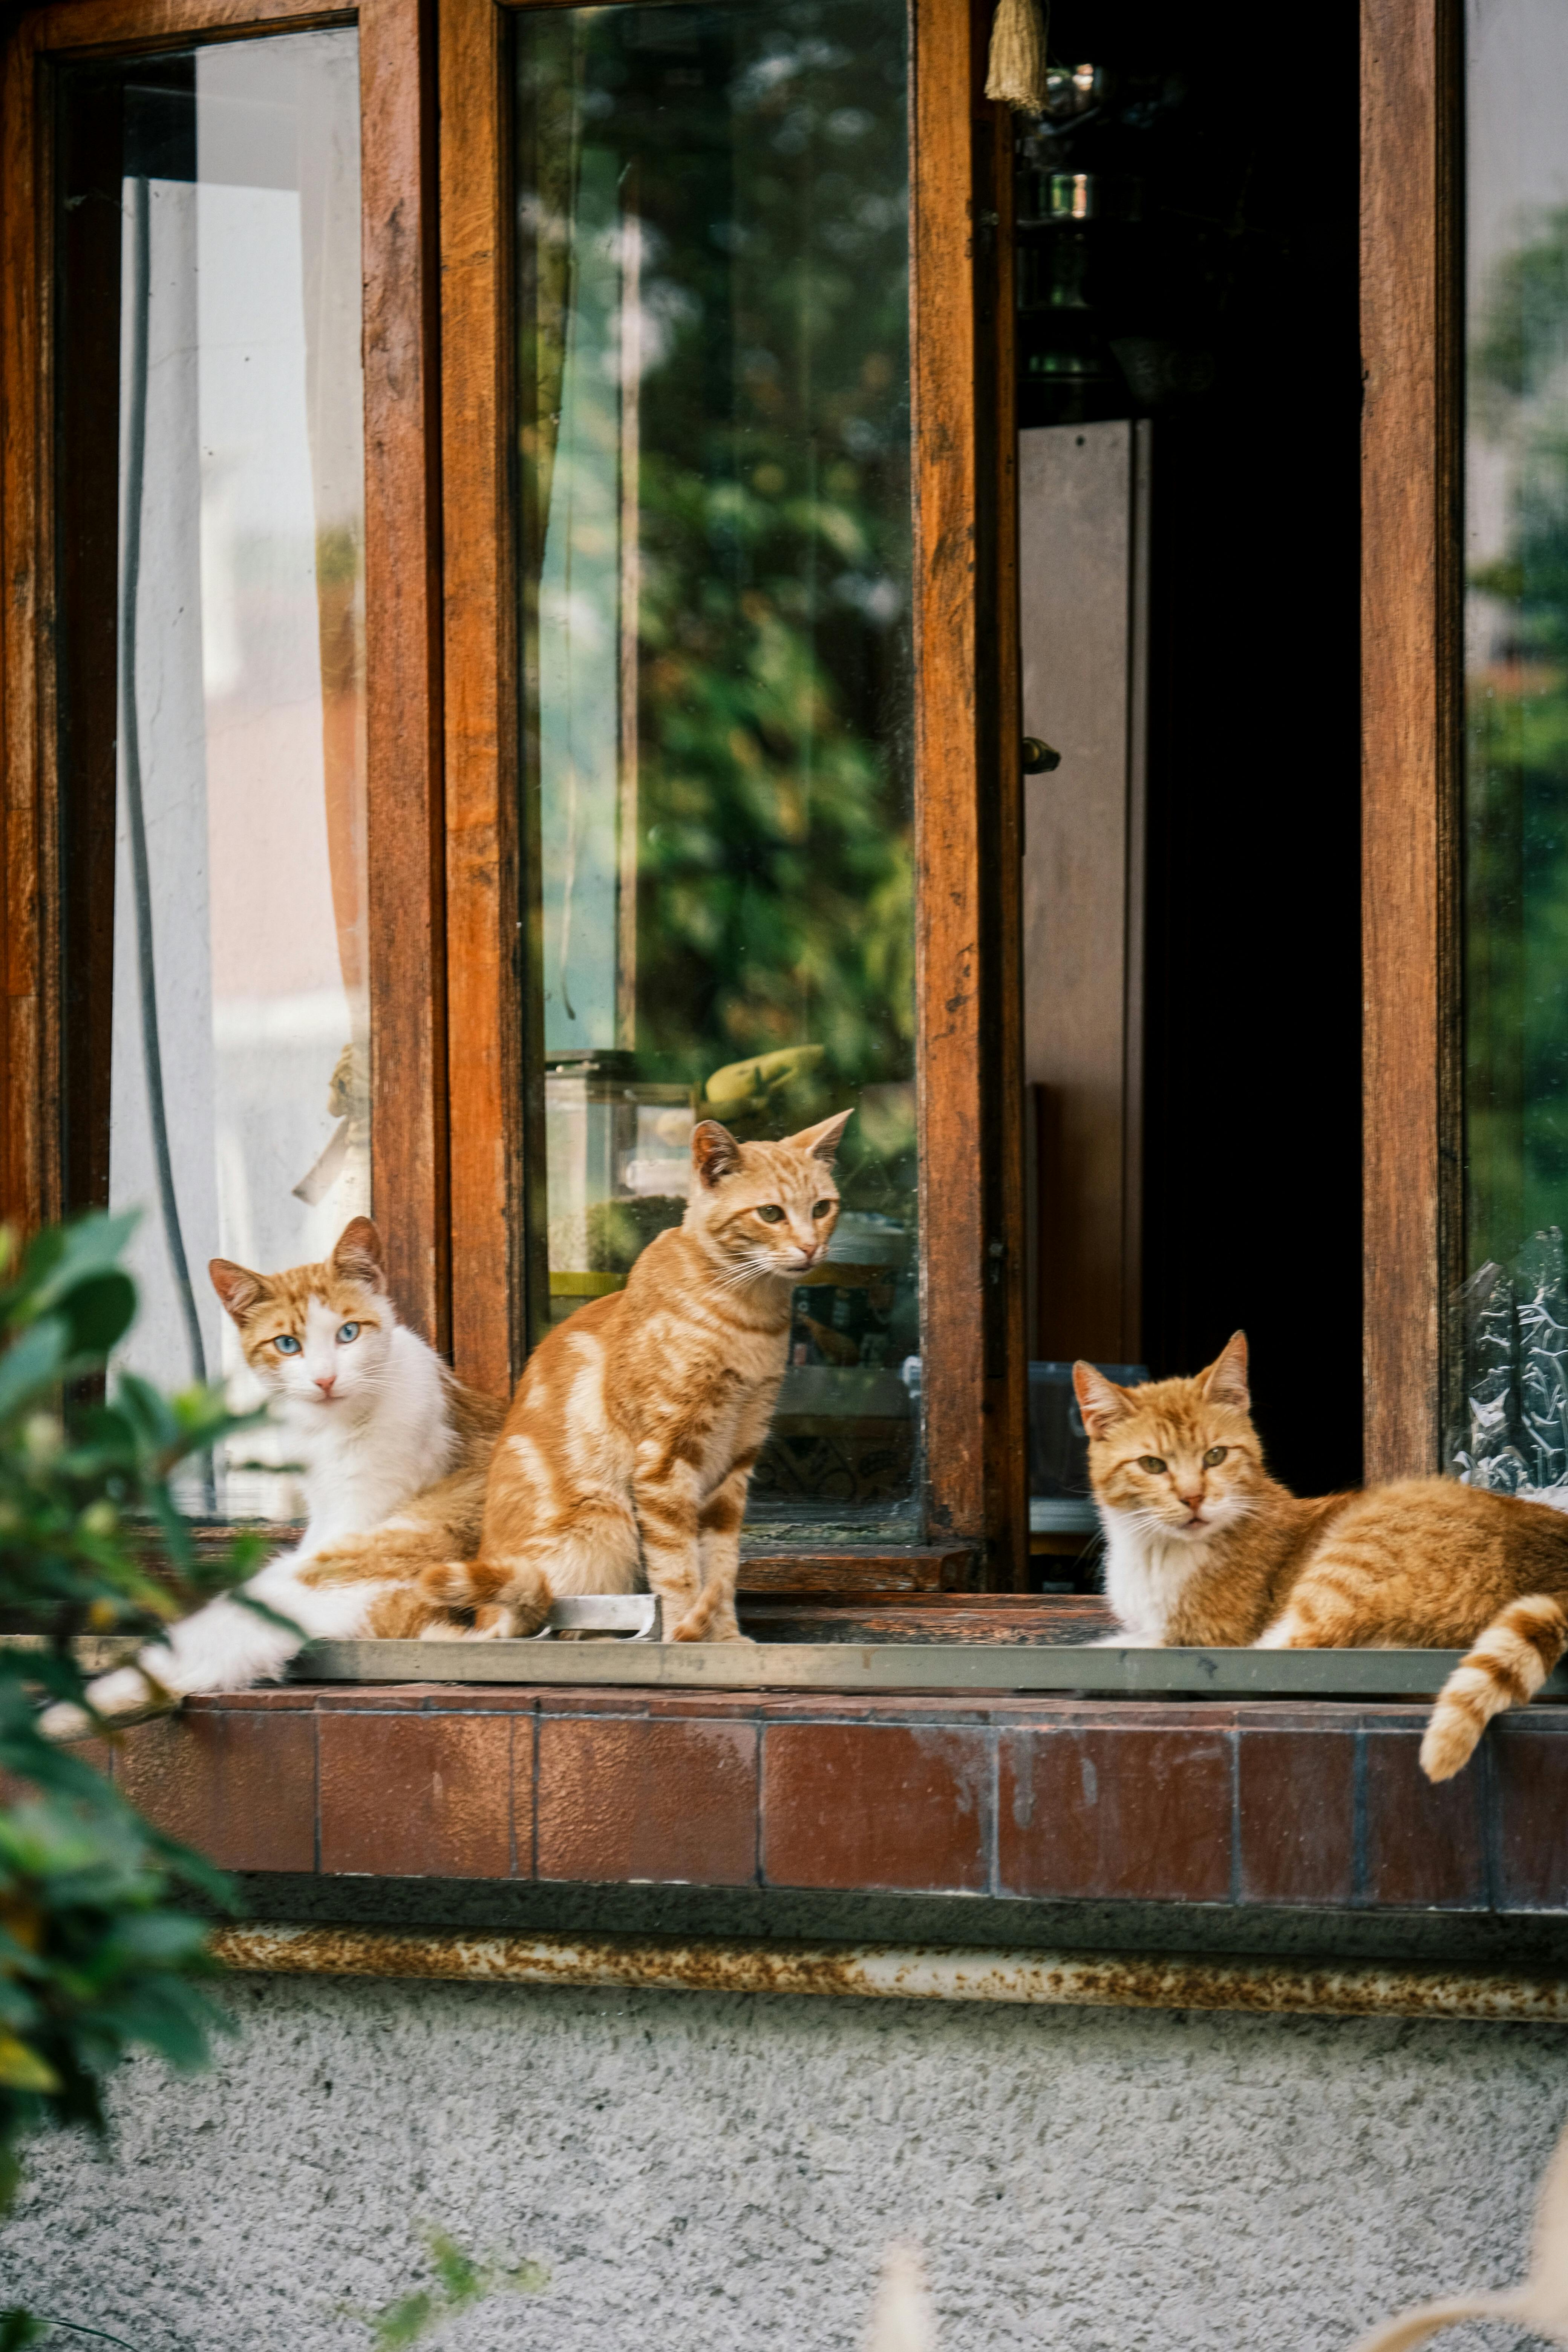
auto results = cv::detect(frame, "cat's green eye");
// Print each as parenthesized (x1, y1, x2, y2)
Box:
(812, 1200, 833, 1219)
(1203, 1445, 1227, 1467)
(336, 1322, 361, 1345)
(756, 1205, 786, 1223)
(1139, 1455, 1167, 1475)
(273, 1334, 302, 1357)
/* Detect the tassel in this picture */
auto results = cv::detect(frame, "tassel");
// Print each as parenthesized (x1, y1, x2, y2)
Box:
(985, 0, 1049, 112)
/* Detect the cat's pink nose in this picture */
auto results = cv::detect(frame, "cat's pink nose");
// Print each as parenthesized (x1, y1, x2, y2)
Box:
(315, 1373, 337, 1398)
(1178, 1489, 1204, 1514)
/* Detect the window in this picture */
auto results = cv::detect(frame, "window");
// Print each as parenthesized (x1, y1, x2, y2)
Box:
(512, 0, 919, 1538)
(2, 0, 1014, 1569)
(1456, 0, 1568, 1497)
(54, 33, 367, 1504)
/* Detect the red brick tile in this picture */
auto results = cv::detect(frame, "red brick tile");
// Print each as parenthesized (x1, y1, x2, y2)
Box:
(997, 1726, 1232, 1901)
(1362, 1729, 1487, 1906)
(757, 1693, 1009, 1727)
(184, 1688, 315, 1710)
(1492, 1719, 1568, 1907)
(537, 1687, 760, 1722)
(314, 1687, 438, 1712)
(117, 1710, 316, 1871)
(0, 1733, 115, 1808)
(537, 1716, 757, 1883)
(312, 1684, 540, 1712)
(318, 1711, 516, 1877)
(1237, 1729, 1355, 1905)
(761, 1722, 990, 1892)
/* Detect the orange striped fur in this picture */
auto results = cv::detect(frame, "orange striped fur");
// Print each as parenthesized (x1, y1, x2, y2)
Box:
(1077, 1335, 1568, 1779)
(426, 1113, 851, 1643)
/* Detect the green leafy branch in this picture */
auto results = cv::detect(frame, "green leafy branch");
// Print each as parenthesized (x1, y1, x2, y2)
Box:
(0, 1211, 267, 2181)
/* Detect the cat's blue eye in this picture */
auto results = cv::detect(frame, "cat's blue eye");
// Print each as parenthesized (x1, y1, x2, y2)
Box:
(1203, 1446, 1227, 1467)
(756, 1205, 786, 1224)
(812, 1200, 833, 1219)
(336, 1322, 360, 1344)
(1139, 1455, 1167, 1475)
(273, 1334, 302, 1356)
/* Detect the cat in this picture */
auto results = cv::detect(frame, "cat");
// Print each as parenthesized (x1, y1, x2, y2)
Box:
(42, 1217, 504, 1735)
(424, 1110, 852, 1645)
(1074, 1331, 1568, 1779)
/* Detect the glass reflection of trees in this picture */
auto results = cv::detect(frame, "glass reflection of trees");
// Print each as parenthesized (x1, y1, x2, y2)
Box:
(1467, 204, 1568, 1272)
(516, 0, 914, 1186)
(514, 0, 919, 1529)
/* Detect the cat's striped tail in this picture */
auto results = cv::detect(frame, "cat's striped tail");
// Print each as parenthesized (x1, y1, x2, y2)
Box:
(420, 1553, 551, 1635)
(1421, 1596, 1568, 1782)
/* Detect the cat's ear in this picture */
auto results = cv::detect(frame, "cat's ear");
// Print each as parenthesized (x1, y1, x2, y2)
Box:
(1073, 1360, 1131, 1439)
(1200, 1331, 1250, 1410)
(692, 1121, 742, 1188)
(331, 1217, 386, 1291)
(209, 1258, 265, 1321)
(786, 1108, 853, 1167)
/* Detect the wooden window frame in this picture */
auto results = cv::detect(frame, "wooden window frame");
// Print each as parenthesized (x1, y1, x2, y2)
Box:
(0, 0, 1484, 1614)
(0, 0, 1026, 1577)
(436, 0, 1028, 1575)
(0, 0, 448, 1340)
(1360, 0, 1463, 1484)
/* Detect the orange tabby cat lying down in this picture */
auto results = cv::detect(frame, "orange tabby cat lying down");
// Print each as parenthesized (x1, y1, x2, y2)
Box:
(425, 1110, 851, 1644)
(1074, 1332, 1568, 1780)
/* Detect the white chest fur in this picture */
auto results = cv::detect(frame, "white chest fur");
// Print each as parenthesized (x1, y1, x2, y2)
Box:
(1099, 1511, 1212, 1643)
(280, 1325, 458, 1551)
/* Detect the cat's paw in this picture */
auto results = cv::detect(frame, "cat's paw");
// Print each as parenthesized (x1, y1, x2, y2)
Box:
(39, 1664, 168, 1740)
(669, 1611, 751, 1645)
(38, 1699, 92, 1743)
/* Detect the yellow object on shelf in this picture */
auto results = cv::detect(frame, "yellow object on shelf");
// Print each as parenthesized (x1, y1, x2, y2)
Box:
(700, 1044, 825, 1118)
(549, 1271, 627, 1298)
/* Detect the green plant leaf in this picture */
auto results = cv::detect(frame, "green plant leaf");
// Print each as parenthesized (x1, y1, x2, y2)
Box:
(0, 1321, 67, 1426)
(55, 1273, 137, 1361)
(0, 2037, 58, 2094)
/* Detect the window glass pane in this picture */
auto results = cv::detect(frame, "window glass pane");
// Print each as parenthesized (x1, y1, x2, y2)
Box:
(56, 33, 365, 1510)
(1460, 2, 1568, 1488)
(514, 0, 918, 1538)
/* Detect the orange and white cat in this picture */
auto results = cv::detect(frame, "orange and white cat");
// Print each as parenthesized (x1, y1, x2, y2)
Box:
(426, 1111, 851, 1644)
(1075, 1332, 1568, 1779)
(44, 1218, 502, 1733)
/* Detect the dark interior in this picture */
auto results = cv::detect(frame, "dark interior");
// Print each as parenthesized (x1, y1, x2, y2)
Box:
(1017, 0, 1364, 1498)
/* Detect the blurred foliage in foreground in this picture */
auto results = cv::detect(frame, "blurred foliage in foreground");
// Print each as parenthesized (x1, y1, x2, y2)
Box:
(0, 1211, 262, 2251)
(358, 2226, 548, 2348)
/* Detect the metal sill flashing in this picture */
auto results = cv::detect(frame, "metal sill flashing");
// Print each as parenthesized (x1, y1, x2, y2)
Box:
(291, 1637, 1568, 1701)
(209, 1923, 1568, 2023)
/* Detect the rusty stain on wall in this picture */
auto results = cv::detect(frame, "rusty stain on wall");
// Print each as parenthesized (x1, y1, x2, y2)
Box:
(208, 1925, 1568, 2024)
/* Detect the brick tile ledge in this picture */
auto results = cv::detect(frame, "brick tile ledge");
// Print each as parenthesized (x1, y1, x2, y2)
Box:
(90, 1686, 1568, 1911)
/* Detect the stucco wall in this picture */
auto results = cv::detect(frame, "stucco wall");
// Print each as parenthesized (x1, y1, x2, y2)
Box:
(4, 1971, 1565, 2352)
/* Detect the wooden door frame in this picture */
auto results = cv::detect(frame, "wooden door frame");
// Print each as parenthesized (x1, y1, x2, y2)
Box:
(1360, 0, 1462, 1482)
(0, 0, 447, 1340)
(436, 0, 1027, 1569)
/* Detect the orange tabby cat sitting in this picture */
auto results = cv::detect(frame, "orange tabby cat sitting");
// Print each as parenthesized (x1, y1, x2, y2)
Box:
(1074, 1332, 1568, 1780)
(425, 1109, 852, 1644)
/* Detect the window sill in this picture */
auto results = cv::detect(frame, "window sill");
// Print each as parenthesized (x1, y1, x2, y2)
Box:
(290, 1634, 1568, 1702)
(78, 1678, 1568, 1913)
